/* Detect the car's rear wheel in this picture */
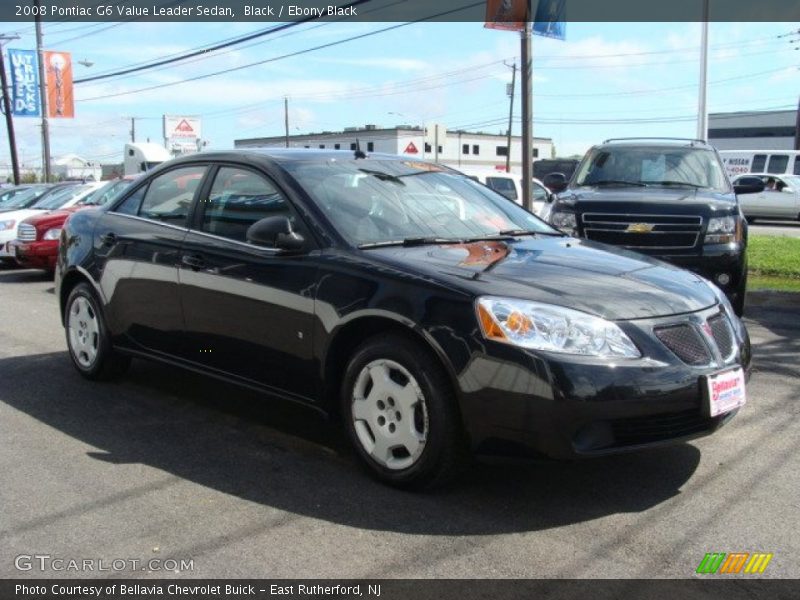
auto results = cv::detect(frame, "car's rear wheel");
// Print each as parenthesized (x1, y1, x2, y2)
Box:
(341, 334, 467, 489)
(65, 283, 130, 380)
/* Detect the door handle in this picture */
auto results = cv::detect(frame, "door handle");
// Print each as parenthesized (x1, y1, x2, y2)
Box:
(181, 254, 207, 270)
(100, 232, 117, 245)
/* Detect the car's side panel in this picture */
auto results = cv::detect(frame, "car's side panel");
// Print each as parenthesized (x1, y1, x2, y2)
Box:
(178, 231, 319, 400)
(92, 211, 187, 356)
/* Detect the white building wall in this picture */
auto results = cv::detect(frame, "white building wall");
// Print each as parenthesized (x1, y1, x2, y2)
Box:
(235, 128, 553, 172)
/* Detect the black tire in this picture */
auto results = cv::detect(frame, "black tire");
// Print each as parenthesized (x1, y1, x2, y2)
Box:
(746, 216, 756, 224)
(64, 282, 131, 380)
(341, 333, 468, 489)
(731, 270, 747, 317)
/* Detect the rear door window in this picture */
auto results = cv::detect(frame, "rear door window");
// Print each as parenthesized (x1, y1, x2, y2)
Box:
(136, 166, 206, 226)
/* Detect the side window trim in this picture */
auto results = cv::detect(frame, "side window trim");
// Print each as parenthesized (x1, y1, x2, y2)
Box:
(109, 163, 211, 229)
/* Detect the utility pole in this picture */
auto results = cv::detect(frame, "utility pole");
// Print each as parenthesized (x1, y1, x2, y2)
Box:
(520, 22, 533, 212)
(284, 97, 289, 148)
(0, 34, 21, 185)
(794, 95, 800, 151)
(130, 117, 135, 142)
(434, 124, 439, 164)
(34, 0, 50, 182)
(696, 0, 710, 141)
(505, 61, 516, 173)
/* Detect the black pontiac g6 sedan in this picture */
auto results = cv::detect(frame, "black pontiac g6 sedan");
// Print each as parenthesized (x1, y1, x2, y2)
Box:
(55, 150, 751, 488)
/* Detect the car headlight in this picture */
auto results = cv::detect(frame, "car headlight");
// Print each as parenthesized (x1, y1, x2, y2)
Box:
(0, 219, 16, 231)
(549, 211, 577, 234)
(476, 296, 641, 358)
(42, 228, 62, 241)
(705, 215, 741, 244)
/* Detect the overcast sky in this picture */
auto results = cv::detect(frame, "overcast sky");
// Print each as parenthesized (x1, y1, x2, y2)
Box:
(0, 18, 797, 169)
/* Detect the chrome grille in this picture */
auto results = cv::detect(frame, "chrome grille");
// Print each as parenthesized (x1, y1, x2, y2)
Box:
(654, 324, 711, 366)
(581, 213, 702, 250)
(708, 312, 735, 361)
(17, 223, 37, 242)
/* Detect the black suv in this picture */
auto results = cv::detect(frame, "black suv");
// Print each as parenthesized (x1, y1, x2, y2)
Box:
(544, 138, 764, 315)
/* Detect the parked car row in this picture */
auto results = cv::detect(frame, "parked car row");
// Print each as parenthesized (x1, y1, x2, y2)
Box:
(0, 178, 135, 271)
(51, 148, 751, 489)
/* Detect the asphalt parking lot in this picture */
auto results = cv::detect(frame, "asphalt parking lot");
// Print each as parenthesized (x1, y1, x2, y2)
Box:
(1, 265, 798, 579)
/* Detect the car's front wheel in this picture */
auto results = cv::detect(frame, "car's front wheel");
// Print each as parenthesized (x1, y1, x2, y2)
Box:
(341, 334, 467, 489)
(65, 282, 130, 380)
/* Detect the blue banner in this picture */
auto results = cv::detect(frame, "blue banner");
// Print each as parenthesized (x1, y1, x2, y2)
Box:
(7, 48, 41, 117)
(533, 0, 566, 40)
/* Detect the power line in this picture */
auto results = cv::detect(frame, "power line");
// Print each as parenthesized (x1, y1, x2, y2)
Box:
(76, 1, 484, 102)
(73, 0, 374, 85)
(78, 0, 409, 81)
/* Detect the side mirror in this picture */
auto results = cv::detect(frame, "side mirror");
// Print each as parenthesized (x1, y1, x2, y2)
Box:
(246, 216, 305, 252)
(733, 176, 765, 195)
(543, 172, 568, 193)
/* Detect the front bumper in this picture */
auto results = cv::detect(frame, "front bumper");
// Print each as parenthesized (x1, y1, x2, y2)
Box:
(8, 239, 58, 270)
(456, 305, 751, 459)
(664, 243, 746, 300)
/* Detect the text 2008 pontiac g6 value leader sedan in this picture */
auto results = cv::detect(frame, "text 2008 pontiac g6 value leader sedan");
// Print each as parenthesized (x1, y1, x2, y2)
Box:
(55, 150, 751, 488)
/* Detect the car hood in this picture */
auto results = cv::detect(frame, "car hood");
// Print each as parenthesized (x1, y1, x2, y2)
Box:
(556, 187, 737, 215)
(365, 237, 717, 320)
(22, 208, 77, 229)
(0, 208, 45, 223)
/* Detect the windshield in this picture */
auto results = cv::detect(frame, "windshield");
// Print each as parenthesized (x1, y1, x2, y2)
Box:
(32, 184, 93, 210)
(0, 187, 48, 209)
(574, 146, 729, 191)
(283, 160, 557, 246)
(79, 179, 132, 206)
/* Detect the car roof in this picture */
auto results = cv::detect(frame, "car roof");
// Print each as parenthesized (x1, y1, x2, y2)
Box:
(170, 148, 433, 165)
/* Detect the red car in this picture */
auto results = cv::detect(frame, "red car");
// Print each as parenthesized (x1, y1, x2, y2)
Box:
(12, 178, 135, 272)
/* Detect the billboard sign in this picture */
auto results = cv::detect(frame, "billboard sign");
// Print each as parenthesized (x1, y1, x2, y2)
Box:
(43, 50, 74, 118)
(7, 48, 40, 117)
(164, 115, 202, 152)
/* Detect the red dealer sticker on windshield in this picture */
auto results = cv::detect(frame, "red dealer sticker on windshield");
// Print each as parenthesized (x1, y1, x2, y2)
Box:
(706, 368, 746, 417)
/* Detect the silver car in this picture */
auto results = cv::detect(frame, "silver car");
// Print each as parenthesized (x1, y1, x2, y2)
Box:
(733, 173, 800, 222)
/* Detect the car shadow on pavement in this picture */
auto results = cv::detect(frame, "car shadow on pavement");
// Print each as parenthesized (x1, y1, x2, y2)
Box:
(0, 268, 52, 283)
(745, 291, 800, 380)
(0, 351, 701, 536)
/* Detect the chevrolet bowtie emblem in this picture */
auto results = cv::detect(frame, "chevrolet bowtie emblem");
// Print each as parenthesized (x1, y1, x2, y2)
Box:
(626, 223, 654, 233)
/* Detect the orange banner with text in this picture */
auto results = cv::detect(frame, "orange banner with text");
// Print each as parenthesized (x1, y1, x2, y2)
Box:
(44, 50, 74, 118)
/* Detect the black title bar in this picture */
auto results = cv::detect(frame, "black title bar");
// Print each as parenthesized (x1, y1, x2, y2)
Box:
(3, 0, 800, 23)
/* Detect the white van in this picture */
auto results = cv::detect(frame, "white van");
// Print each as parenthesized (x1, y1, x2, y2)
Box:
(719, 150, 800, 178)
(455, 168, 550, 216)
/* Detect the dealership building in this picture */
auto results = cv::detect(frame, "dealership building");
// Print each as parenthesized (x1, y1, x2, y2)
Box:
(708, 108, 799, 151)
(235, 125, 554, 171)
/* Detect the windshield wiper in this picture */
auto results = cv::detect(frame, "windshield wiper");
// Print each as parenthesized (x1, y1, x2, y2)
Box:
(496, 229, 565, 237)
(645, 180, 705, 189)
(358, 237, 461, 249)
(586, 180, 647, 187)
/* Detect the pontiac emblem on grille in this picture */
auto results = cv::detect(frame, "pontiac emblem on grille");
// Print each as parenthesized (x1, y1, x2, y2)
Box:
(626, 223, 654, 233)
